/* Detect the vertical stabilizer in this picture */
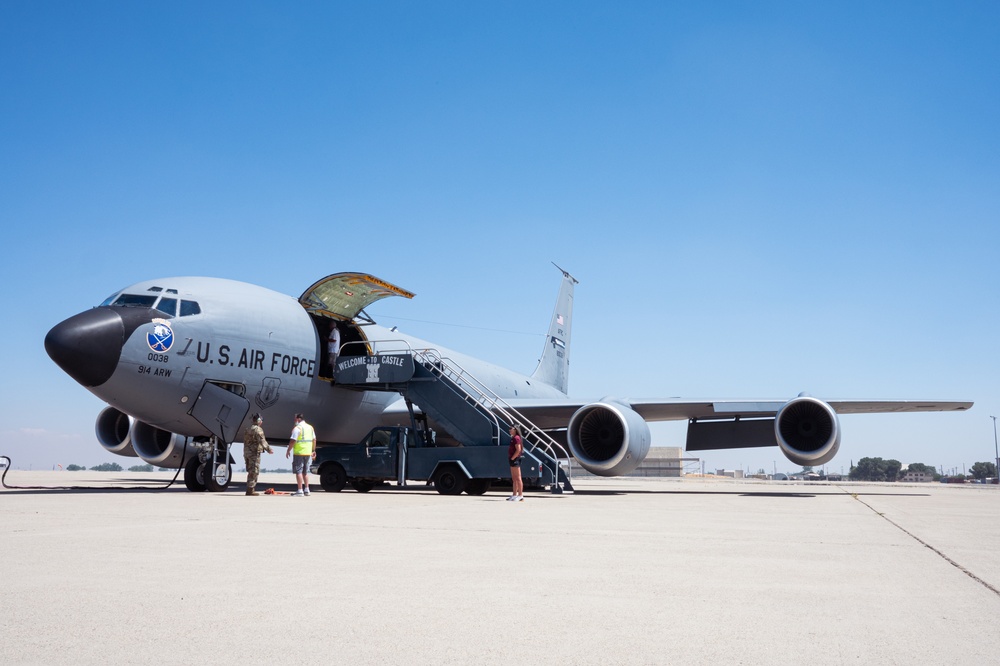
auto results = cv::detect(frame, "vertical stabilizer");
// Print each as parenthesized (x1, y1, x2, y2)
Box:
(531, 265, 578, 394)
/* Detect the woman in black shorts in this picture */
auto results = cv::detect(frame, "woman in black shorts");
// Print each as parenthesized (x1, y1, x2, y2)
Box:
(507, 424, 524, 502)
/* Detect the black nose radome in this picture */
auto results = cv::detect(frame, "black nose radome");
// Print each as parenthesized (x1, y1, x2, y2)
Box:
(45, 308, 126, 388)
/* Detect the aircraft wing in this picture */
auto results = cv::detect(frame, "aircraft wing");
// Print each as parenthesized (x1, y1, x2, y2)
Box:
(381, 393, 972, 474)
(630, 398, 973, 420)
(503, 397, 974, 429)
(385, 396, 973, 428)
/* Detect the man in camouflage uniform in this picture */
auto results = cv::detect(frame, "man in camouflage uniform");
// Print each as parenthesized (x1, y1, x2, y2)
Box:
(243, 413, 272, 496)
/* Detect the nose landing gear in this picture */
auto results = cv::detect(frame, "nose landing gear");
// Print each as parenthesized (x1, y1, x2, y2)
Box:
(183, 436, 232, 492)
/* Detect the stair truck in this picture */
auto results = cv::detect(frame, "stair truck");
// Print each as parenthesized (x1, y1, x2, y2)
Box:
(312, 425, 560, 495)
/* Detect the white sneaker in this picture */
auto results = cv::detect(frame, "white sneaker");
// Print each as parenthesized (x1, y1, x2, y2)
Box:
(506, 496, 516, 501)
(292, 490, 304, 497)
(514, 496, 524, 502)
(303, 488, 310, 496)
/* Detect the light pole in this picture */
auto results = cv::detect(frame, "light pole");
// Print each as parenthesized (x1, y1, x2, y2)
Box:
(991, 416, 999, 487)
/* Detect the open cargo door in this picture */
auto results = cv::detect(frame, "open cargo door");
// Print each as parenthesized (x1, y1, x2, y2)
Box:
(299, 273, 414, 322)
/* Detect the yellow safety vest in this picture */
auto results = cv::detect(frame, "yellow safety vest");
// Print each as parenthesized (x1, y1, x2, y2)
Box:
(292, 422, 316, 455)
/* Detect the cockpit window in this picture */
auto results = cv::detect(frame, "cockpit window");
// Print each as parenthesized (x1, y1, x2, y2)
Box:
(179, 300, 201, 316)
(155, 298, 178, 317)
(100, 290, 198, 315)
(112, 294, 158, 308)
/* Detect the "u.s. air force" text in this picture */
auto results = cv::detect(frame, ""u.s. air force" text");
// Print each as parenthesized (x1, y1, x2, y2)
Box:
(193, 341, 315, 377)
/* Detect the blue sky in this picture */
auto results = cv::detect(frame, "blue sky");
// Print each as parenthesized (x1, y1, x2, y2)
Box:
(2, 2, 997, 475)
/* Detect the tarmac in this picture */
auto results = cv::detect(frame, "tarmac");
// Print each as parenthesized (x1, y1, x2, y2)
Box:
(2, 471, 999, 665)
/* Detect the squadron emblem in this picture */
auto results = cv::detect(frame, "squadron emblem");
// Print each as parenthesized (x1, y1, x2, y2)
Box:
(147, 319, 174, 353)
(255, 377, 281, 409)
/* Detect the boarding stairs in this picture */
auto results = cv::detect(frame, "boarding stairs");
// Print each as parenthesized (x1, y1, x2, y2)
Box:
(335, 342, 573, 493)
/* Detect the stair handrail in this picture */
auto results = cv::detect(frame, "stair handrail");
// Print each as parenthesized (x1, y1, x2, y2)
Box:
(412, 348, 573, 490)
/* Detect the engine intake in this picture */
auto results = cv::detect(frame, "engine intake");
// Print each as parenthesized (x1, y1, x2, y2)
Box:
(775, 396, 841, 467)
(567, 400, 651, 476)
(95, 407, 138, 457)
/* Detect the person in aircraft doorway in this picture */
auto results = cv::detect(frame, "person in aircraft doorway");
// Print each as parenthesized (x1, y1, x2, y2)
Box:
(507, 425, 524, 502)
(327, 323, 342, 379)
(242, 413, 272, 496)
(286, 413, 316, 496)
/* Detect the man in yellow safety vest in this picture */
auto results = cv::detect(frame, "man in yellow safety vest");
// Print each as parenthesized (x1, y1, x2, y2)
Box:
(285, 413, 316, 496)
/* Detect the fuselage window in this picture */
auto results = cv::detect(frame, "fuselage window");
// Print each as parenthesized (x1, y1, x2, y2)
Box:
(100, 292, 121, 306)
(113, 294, 158, 308)
(156, 298, 178, 317)
(179, 300, 201, 317)
(166, 289, 178, 294)
(148, 286, 163, 293)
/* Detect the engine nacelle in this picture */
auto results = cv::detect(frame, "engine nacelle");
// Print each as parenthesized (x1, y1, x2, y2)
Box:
(567, 399, 651, 476)
(95, 406, 138, 457)
(775, 396, 841, 467)
(131, 420, 197, 469)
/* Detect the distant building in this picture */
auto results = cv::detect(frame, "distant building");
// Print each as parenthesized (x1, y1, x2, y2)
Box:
(902, 470, 933, 482)
(570, 447, 695, 478)
(715, 469, 745, 479)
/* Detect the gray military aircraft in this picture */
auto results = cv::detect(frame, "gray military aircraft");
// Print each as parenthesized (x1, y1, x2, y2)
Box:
(45, 267, 972, 492)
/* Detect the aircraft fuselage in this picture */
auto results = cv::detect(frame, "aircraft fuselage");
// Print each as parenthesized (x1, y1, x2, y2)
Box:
(46, 276, 564, 448)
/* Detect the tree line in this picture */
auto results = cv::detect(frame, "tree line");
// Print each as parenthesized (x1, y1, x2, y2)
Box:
(65, 463, 160, 472)
(849, 457, 997, 482)
(64, 463, 291, 473)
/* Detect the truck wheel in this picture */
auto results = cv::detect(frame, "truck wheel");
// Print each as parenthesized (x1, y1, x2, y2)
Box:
(184, 458, 206, 492)
(319, 463, 347, 492)
(434, 466, 468, 495)
(350, 479, 375, 493)
(465, 479, 492, 495)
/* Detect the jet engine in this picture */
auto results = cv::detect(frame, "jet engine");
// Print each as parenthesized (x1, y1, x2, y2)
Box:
(130, 420, 197, 469)
(567, 399, 651, 476)
(95, 406, 138, 457)
(774, 396, 841, 467)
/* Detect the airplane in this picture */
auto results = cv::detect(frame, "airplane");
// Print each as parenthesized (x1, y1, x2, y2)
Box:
(44, 267, 973, 492)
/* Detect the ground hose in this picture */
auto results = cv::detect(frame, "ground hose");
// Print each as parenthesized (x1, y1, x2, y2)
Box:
(0, 440, 188, 491)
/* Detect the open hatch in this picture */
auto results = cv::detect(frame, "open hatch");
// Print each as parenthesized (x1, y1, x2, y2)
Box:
(299, 273, 415, 380)
(299, 272, 415, 323)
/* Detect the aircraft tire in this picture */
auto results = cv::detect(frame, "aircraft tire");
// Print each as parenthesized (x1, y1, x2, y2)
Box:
(465, 478, 492, 495)
(350, 479, 375, 493)
(184, 458, 207, 492)
(204, 462, 231, 492)
(433, 465, 468, 495)
(319, 463, 347, 492)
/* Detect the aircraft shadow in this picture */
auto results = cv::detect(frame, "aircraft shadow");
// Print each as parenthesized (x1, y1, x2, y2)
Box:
(570, 489, 931, 499)
(1, 477, 931, 499)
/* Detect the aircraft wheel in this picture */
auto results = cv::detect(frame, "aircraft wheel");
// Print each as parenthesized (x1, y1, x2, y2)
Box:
(319, 463, 347, 492)
(184, 458, 207, 492)
(204, 462, 232, 492)
(433, 465, 468, 495)
(350, 479, 375, 493)
(465, 478, 492, 495)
